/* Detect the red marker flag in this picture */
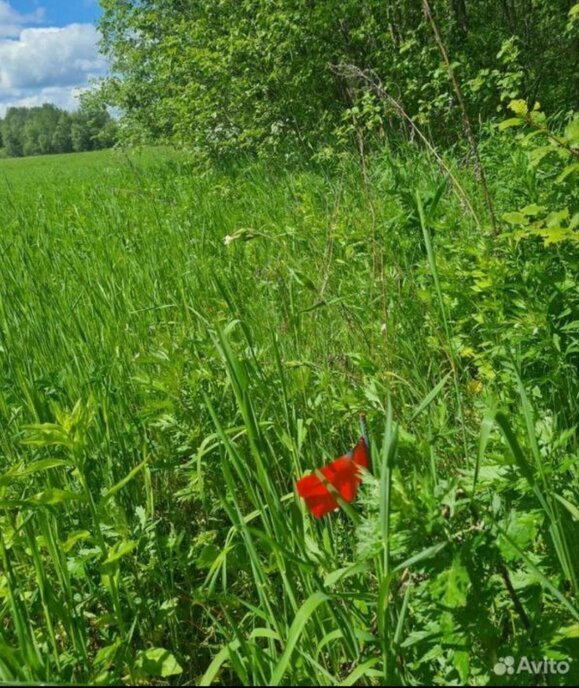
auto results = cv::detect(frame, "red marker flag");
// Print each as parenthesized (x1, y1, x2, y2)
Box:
(296, 436, 369, 518)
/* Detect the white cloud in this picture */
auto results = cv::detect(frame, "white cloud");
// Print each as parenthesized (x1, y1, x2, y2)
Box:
(0, 85, 89, 113)
(0, 23, 108, 116)
(0, 24, 105, 89)
(0, 1, 44, 38)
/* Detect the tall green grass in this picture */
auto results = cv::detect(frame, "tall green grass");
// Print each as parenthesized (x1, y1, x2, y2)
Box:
(0, 146, 577, 685)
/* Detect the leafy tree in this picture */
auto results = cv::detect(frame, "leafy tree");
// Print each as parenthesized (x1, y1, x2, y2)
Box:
(70, 119, 92, 153)
(1, 108, 27, 157)
(98, 0, 577, 159)
(0, 103, 117, 158)
(78, 98, 119, 150)
(20, 103, 61, 156)
(52, 113, 74, 153)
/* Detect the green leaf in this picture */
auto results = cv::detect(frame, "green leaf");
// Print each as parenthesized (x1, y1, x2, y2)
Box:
(270, 592, 328, 685)
(409, 373, 450, 422)
(324, 561, 368, 588)
(393, 541, 447, 572)
(30, 488, 86, 506)
(102, 540, 137, 566)
(554, 624, 579, 640)
(520, 204, 545, 216)
(498, 117, 523, 131)
(453, 650, 470, 683)
(564, 116, 579, 146)
(99, 458, 147, 506)
(502, 211, 528, 225)
(289, 268, 318, 292)
(553, 494, 579, 521)
(136, 647, 183, 677)
(0, 459, 71, 487)
(494, 412, 547, 512)
(339, 659, 381, 686)
(557, 162, 579, 183)
(541, 227, 575, 246)
(546, 208, 570, 226)
(62, 530, 92, 553)
(528, 146, 554, 168)
(496, 526, 579, 621)
(199, 642, 241, 686)
(94, 640, 121, 668)
(500, 510, 541, 561)
(195, 544, 221, 569)
(508, 99, 528, 116)
(442, 555, 470, 607)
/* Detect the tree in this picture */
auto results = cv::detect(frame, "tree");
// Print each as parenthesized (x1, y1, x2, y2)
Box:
(71, 119, 92, 152)
(1, 108, 27, 157)
(0, 102, 117, 158)
(97, 0, 577, 159)
(52, 114, 73, 153)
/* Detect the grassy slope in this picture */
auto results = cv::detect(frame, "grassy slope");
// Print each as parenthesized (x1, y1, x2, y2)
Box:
(0, 147, 577, 685)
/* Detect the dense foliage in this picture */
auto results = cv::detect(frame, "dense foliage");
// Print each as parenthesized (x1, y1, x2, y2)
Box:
(0, 0, 577, 686)
(0, 102, 118, 158)
(98, 0, 578, 157)
(0, 118, 577, 683)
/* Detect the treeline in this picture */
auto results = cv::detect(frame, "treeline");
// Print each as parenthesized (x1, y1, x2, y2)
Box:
(0, 103, 118, 158)
(98, 0, 578, 158)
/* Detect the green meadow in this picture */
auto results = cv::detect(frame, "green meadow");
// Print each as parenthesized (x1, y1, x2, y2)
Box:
(0, 141, 577, 685)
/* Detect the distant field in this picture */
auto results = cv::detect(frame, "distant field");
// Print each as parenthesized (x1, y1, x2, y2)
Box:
(0, 147, 577, 685)
(0, 147, 183, 188)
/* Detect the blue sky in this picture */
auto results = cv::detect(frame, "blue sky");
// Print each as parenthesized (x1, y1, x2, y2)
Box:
(0, 1, 107, 116)
(11, 0, 102, 26)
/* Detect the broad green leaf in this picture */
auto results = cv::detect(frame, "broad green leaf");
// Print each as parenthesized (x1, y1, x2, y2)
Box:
(498, 117, 523, 130)
(502, 211, 528, 225)
(520, 204, 545, 216)
(136, 647, 182, 677)
(508, 99, 528, 116)
(554, 624, 579, 640)
(442, 555, 470, 607)
(102, 540, 137, 566)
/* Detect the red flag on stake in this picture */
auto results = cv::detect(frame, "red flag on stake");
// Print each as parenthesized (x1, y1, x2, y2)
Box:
(296, 419, 370, 518)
